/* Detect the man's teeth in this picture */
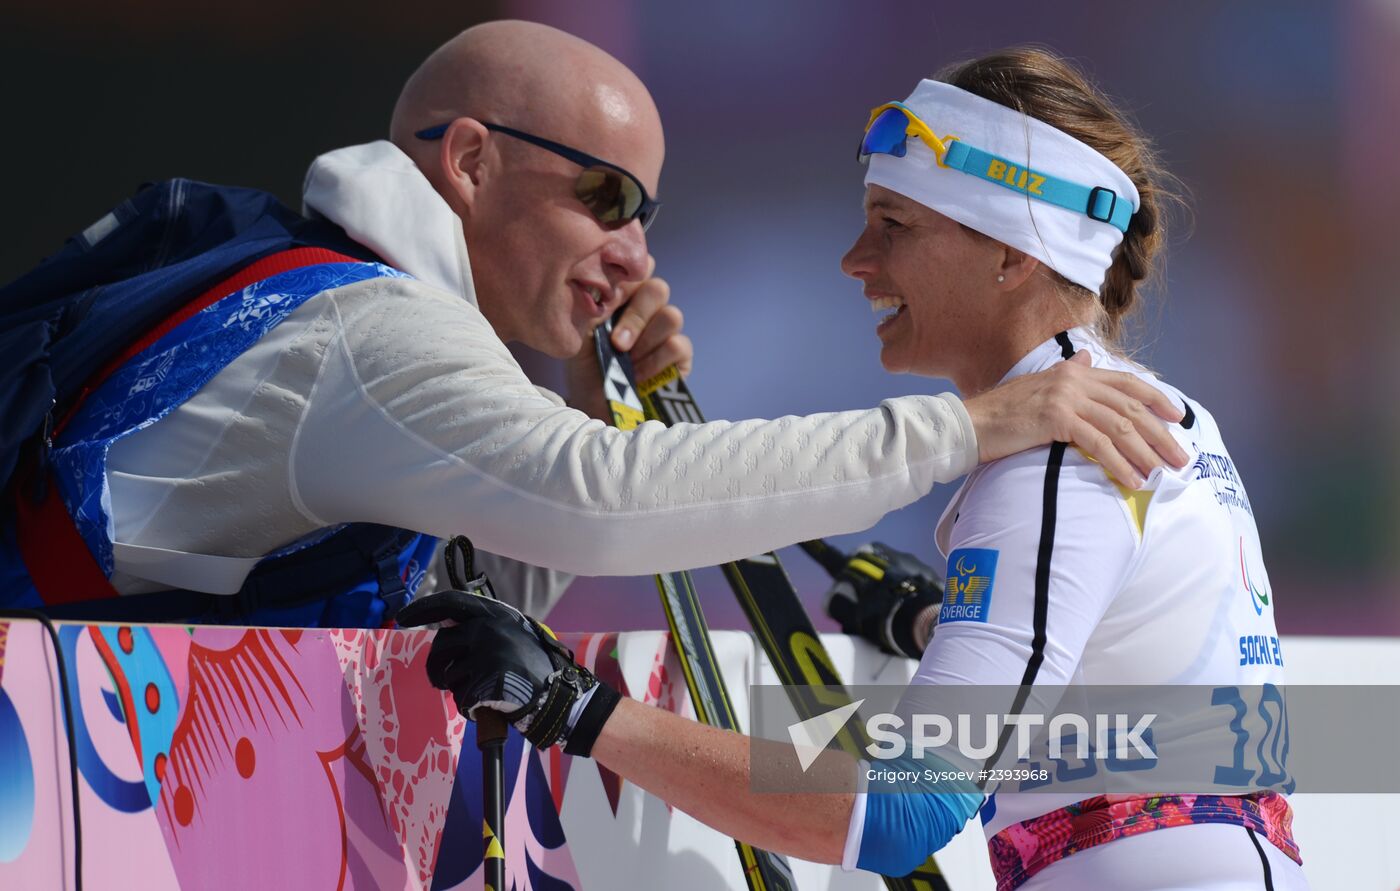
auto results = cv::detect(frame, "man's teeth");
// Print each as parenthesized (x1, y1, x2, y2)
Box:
(870, 296, 905, 322)
(587, 285, 604, 306)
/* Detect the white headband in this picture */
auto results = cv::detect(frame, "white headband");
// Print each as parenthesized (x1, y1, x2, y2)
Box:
(863, 79, 1139, 295)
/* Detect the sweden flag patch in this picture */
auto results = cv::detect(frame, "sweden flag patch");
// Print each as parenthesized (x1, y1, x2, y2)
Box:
(941, 548, 998, 623)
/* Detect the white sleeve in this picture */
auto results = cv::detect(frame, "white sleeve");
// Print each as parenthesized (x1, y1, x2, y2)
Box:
(416, 541, 575, 619)
(289, 277, 978, 577)
(840, 449, 1138, 873)
(910, 446, 1139, 691)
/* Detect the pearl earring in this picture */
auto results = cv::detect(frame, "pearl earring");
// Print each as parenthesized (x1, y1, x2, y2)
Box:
(996, 274, 1005, 283)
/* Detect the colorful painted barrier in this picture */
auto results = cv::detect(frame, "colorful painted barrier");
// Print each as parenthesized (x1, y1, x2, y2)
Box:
(1, 621, 1395, 889)
(0, 620, 761, 890)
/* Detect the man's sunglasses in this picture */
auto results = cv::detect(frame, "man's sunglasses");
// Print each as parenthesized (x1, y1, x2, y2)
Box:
(416, 121, 661, 231)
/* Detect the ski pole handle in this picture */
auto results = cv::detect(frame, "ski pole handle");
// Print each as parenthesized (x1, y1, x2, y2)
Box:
(477, 709, 508, 750)
(799, 539, 848, 578)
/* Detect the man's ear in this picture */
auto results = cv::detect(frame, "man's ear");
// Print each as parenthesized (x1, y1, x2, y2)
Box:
(438, 117, 491, 214)
(993, 243, 1040, 292)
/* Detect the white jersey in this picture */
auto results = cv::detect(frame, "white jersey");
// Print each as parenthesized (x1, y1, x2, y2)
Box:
(910, 329, 1300, 887)
(101, 141, 978, 615)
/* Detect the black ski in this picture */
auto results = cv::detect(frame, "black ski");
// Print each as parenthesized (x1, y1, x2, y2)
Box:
(593, 324, 797, 891)
(630, 362, 954, 891)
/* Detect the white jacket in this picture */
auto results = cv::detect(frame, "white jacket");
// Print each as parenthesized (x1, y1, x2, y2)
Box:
(104, 141, 977, 614)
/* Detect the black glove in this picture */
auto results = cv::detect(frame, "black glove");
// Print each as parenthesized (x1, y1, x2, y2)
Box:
(819, 541, 943, 659)
(396, 588, 621, 757)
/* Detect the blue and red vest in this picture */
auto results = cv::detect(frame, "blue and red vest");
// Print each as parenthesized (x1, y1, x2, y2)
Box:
(1, 180, 437, 627)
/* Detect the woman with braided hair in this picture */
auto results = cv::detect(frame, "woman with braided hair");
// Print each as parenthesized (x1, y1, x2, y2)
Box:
(401, 47, 1306, 890)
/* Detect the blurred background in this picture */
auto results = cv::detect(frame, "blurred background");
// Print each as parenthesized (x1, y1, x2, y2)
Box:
(3, 0, 1396, 636)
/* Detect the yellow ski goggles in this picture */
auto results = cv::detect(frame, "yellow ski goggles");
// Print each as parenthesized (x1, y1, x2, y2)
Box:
(857, 100, 1134, 231)
(858, 102, 956, 165)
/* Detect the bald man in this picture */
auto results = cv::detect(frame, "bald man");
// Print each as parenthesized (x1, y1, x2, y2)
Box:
(2, 21, 1187, 625)
(386, 22, 677, 391)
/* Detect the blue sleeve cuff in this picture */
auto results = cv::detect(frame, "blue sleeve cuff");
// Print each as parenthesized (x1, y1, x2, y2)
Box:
(853, 756, 984, 877)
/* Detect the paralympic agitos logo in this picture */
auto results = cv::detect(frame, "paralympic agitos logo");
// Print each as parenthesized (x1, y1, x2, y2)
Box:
(940, 548, 998, 624)
(1239, 536, 1271, 615)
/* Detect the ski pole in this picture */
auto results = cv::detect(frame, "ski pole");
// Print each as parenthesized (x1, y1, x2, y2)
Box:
(798, 539, 848, 578)
(478, 710, 508, 891)
(441, 535, 509, 891)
